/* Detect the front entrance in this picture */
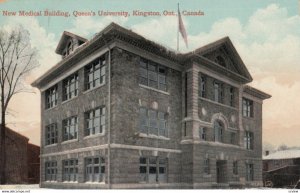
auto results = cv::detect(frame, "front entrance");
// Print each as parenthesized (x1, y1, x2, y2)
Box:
(216, 160, 227, 183)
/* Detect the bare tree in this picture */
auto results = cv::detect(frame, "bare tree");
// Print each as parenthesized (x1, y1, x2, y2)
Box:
(0, 27, 38, 184)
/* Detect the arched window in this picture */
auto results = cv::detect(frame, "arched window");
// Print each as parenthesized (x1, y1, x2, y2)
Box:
(214, 120, 224, 142)
(215, 56, 226, 67)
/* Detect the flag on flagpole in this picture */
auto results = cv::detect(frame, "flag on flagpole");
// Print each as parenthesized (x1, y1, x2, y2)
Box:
(178, 4, 188, 49)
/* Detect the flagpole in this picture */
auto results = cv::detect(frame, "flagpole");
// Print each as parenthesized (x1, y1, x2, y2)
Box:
(177, 3, 179, 52)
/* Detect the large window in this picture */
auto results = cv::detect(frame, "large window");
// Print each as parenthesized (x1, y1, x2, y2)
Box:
(45, 85, 58, 109)
(204, 158, 210, 175)
(85, 56, 106, 90)
(246, 164, 254, 181)
(45, 123, 58, 145)
(139, 157, 167, 183)
(244, 131, 254, 150)
(85, 107, 105, 136)
(230, 132, 236, 145)
(45, 161, 57, 181)
(63, 116, 78, 141)
(139, 58, 167, 91)
(139, 108, 167, 137)
(63, 73, 79, 101)
(199, 75, 206, 98)
(243, 98, 253, 117)
(214, 121, 223, 142)
(63, 159, 78, 182)
(85, 157, 105, 182)
(213, 81, 223, 103)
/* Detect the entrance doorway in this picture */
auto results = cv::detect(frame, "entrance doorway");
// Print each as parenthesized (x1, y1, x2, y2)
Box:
(216, 160, 227, 183)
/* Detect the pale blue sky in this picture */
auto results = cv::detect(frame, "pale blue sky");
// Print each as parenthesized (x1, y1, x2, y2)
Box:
(0, 0, 297, 37)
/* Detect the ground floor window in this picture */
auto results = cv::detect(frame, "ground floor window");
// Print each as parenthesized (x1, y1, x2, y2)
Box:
(139, 157, 167, 183)
(204, 158, 210, 174)
(63, 159, 78, 182)
(246, 163, 254, 181)
(85, 157, 105, 182)
(45, 161, 57, 181)
(233, 161, 238, 175)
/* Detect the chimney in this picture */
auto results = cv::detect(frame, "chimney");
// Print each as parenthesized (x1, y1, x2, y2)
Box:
(265, 151, 269, 156)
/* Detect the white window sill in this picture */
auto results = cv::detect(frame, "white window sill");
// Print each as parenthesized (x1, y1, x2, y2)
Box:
(44, 105, 58, 111)
(63, 181, 78, 183)
(137, 133, 170, 140)
(83, 83, 105, 94)
(83, 133, 105, 139)
(139, 84, 169, 95)
(44, 143, 58, 148)
(44, 180, 58, 183)
(61, 139, 78, 144)
(84, 181, 106, 184)
(61, 96, 78, 105)
(203, 174, 212, 178)
(199, 97, 238, 110)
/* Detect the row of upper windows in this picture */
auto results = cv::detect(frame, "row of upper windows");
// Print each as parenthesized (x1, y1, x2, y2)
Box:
(45, 56, 165, 109)
(199, 74, 255, 117)
(199, 74, 235, 107)
(45, 157, 105, 182)
(45, 106, 105, 146)
(45, 56, 106, 109)
(199, 121, 254, 150)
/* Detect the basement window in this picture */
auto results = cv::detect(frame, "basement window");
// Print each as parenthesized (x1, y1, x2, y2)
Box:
(139, 157, 167, 183)
(45, 161, 57, 181)
(85, 157, 105, 183)
(63, 159, 78, 182)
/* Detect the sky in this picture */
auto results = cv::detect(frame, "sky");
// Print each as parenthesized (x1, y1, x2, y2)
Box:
(0, 0, 299, 147)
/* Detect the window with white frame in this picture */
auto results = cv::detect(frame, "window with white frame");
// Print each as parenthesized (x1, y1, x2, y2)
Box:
(204, 158, 210, 175)
(45, 85, 58, 109)
(63, 73, 79, 101)
(139, 107, 167, 137)
(244, 131, 254, 150)
(242, 98, 253, 117)
(45, 161, 57, 181)
(200, 127, 207, 141)
(214, 121, 224, 142)
(213, 81, 223, 103)
(85, 157, 105, 182)
(45, 123, 58, 145)
(62, 116, 78, 141)
(139, 58, 167, 91)
(85, 56, 106, 90)
(63, 159, 78, 182)
(139, 157, 167, 183)
(246, 163, 254, 181)
(85, 107, 105, 136)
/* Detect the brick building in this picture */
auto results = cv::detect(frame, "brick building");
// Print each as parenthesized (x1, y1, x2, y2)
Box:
(32, 23, 270, 189)
(4, 127, 40, 184)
